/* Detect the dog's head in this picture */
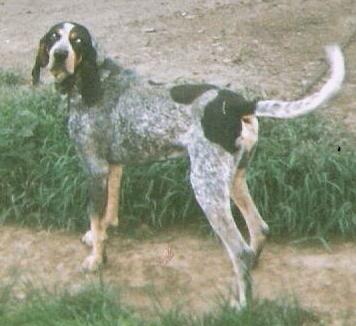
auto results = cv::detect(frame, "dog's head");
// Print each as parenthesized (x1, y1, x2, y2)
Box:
(32, 22, 103, 106)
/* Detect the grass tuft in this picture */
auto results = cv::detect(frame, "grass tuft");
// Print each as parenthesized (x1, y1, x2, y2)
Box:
(0, 69, 24, 87)
(0, 283, 139, 326)
(0, 283, 319, 326)
(0, 81, 88, 229)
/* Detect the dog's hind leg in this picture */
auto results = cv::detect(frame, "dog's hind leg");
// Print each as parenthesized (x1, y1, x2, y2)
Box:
(232, 168, 269, 265)
(231, 116, 269, 266)
(187, 139, 254, 309)
(81, 164, 123, 247)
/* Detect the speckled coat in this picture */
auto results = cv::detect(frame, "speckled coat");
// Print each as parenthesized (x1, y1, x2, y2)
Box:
(68, 60, 254, 167)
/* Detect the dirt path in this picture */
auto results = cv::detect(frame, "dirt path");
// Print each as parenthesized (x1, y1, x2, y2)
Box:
(0, 226, 355, 325)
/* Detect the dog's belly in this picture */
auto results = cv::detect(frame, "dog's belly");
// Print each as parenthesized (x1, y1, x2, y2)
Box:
(109, 142, 187, 165)
(109, 120, 190, 165)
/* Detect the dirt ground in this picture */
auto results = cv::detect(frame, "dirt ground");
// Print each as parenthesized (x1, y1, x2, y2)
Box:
(1, 0, 356, 325)
(0, 226, 355, 325)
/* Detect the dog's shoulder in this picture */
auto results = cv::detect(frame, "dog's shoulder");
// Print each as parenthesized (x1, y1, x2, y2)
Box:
(97, 58, 139, 105)
(99, 58, 137, 85)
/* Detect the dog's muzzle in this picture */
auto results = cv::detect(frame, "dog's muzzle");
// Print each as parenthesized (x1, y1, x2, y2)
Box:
(50, 48, 72, 82)
(53, 48, 69, 63)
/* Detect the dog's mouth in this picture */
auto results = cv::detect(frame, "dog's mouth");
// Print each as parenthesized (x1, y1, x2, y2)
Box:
(50, 66, 71, 83)
(50, 65, 76, 94)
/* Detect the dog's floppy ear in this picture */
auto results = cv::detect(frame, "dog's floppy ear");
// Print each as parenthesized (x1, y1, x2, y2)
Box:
(77, 43, 103, 106)
(32, 36, 49, 86)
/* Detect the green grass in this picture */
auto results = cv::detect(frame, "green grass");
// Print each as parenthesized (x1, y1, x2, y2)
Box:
(0, 69, 355, 238)
(0, 282, 319, 326)
(0, 70, 88, 229)
(157, 300, 319, 326)
(250, 116, 356, 238)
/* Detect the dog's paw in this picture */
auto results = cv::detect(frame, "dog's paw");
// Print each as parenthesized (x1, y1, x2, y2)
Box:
(81, 230, 109, 247)
(250, 225, 270, 268)
(81, 230, 94, 247)
(81, 255, 103, 273)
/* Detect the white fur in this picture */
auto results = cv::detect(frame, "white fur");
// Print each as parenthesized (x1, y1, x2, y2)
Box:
(48, 23, 76, 77)
(255, 45, 345, 119)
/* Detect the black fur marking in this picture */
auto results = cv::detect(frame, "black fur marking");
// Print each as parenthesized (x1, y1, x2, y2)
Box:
(201, 90, 256, 153)
(32, 61, 41, 86)
(71, 24, 103, 106)
(76, 58, 103, 107)
(170, 84, 218, 104)
(55, 75, 76, 94)
(32, 36, 51, 85)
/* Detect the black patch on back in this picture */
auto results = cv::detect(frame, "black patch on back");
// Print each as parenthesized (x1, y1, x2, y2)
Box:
(201, 89, 256, 153)
(170, 84, 218, 104)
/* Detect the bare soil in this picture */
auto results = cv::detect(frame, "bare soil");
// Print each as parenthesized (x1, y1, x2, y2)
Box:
(0, 226, 355, 325)
(1, 0, 355, 325)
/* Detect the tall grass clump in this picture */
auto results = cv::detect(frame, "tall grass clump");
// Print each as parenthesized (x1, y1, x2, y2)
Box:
(0, 283, 319, 326)
(0, 69, 355, 237)
(0, 70, 88, 229)
(249, 115, 356, 238)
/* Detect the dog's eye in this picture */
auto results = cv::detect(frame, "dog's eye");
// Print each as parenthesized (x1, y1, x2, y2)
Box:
(50, 32, 60, 41)
(73, 37, 82, 44)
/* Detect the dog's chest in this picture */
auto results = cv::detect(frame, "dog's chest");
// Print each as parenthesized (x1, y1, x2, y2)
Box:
(68, 104, 113, 160)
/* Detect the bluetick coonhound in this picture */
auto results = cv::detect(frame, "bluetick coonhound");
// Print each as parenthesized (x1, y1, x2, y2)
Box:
(32, 22, 345, 308)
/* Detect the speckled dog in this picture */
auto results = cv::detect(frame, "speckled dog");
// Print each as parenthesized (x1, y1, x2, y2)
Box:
(32, 22, 345, 308)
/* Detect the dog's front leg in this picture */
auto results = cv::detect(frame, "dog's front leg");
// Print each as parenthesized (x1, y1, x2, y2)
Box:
(81, 158, 109, 272)
(81, 164, 123, 247)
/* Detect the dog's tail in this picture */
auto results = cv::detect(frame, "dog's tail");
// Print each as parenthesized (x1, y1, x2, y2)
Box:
(255, 45, 345, 119)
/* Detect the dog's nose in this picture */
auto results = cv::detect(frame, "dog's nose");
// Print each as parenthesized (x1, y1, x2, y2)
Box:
(54, 49, 69, 62)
